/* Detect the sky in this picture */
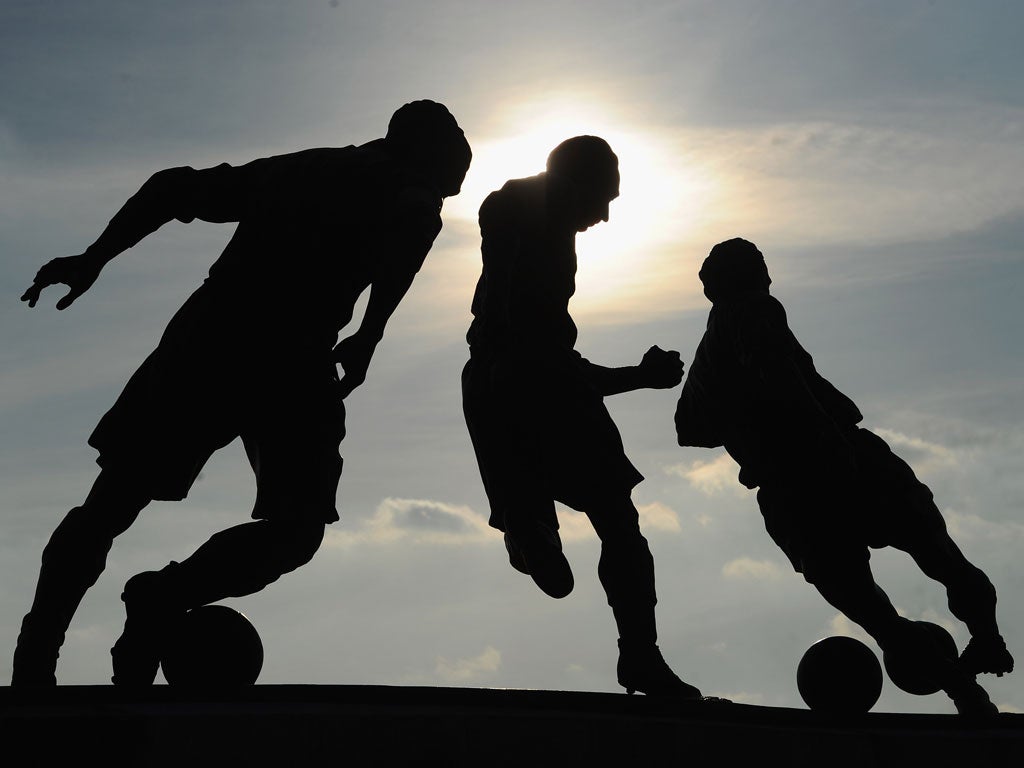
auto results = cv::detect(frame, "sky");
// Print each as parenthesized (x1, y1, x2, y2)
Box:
(1, 0, 1022, 715)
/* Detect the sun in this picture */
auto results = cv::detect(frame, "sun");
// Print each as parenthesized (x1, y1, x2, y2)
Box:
(447, 96, 713, 316)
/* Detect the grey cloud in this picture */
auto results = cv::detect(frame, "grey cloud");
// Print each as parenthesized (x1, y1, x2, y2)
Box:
(384, 499, 483, 535)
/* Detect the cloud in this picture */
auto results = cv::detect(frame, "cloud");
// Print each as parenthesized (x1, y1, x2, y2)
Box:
(434, 645, 501, 683)
(872, 428, 958, 477)
(826, 610, 960, 648)
(325, 497, 492, 550)
(666, 452, 743, 497)
(943, 509, 1024, 544)
(0, 348, 137, 413)
(66, 624, 104, 643)
(914, 610, 959, 639)
(682, 108, 1024, 250)
(551, 502, 682, 541)
(825, 614, 874, 646)
(721, 557, 785, 582)
(637, 501, 682, 533)
(552, 509, 597, 543)
(326, 499, 684, 552)
(694, 513, 713, 529)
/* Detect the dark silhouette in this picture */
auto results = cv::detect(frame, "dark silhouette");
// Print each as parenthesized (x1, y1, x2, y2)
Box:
(883, 620, 958, 695)
(797, 635, 883, 714)
(13, 100, 472, 687)
(674, 237, 1013, 715)
(160, 605, 263, 687)
(463, 136, 703, 699)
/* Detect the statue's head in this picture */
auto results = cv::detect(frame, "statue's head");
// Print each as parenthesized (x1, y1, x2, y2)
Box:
(386, 100, 472, 197)
(546, 136, 620, 232)
(699, 238, 771, 302)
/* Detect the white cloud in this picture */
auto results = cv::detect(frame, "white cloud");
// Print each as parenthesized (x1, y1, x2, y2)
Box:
(434, 645, 501, 683)
(943, 508, 1024, 543)
(323, 497, 689, 551)
(825, 614, 874, 646)
(553, 501, 681, 540)
(721, 557, 785, 582)
(329, 501, 683, 551)
(637, 501, 682, 533)
(872, 428, 958, 477)
(915, 610, 960, 640)
(825, 610, 961, 650)
(552, 509, 596, 543)
(666, 452, 743, 497)
(325, 497, 492, 550)
(684, 110, 1024, 251)
(66, 624, 104, 643)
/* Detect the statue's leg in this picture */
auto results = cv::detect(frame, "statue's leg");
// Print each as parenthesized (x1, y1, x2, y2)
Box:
(809, 556, 997, 715)
(110, 518, 325, 686)
(589, 496, 701, 699)
(12, 470, 150, 686)
(898, 509, 1011, 676)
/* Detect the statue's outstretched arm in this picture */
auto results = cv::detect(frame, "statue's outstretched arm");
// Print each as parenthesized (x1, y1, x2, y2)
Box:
(22, 162, 249, 310)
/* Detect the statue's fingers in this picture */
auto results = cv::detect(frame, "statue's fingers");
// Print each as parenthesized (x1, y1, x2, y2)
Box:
(20, 283, 43, 307)
(56, 286, 83, 311)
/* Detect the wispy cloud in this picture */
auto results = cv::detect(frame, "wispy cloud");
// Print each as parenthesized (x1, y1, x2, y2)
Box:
(552, 509, 597, 543)
(943, 509, 1024, 543)
(721, 557, 785, 582)
(825, 614, 874, 646)
(637, 501, 682, 533)
(325, 499, 685, 551)
(873, 428, 958, 477)
(551, 501, 683, 540)
(675, 108, 1024, 250)
(665, 452, 743, 497)
(826, 610, 960, 649)
(435, 645, 501, 683)
(325, 497, 492, 550)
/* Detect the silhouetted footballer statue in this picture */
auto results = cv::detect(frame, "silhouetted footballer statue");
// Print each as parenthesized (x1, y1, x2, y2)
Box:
(463, 136, 703, 698)
(675, 238, 1014, 715)
(13, 101, 472, 687)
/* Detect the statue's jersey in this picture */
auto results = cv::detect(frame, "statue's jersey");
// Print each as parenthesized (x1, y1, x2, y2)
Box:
(676, 292, 863, 489)
(105, 140, 443, 351)
(466, 173, 580, 359)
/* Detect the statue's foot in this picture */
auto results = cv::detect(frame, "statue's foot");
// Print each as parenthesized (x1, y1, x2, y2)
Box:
(960, 633, 1014, 677)
(504, 525, 573, 599)
(11, 617, 59, 688)
(947, 677, 999, 717)
(617, 641, 702, 699)
(111, 567, 184, 686)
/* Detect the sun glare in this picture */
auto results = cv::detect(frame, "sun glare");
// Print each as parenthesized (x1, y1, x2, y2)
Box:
(448, 96, 715, 316)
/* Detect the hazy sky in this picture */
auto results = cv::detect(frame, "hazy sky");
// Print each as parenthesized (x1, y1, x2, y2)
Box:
(2, 1, 1022, 714)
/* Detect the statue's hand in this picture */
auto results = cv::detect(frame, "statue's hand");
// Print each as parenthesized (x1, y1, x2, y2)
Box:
(21, 253, 104, 310)
(640, 345, 685, 389)
(333, 333, 378, 399)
